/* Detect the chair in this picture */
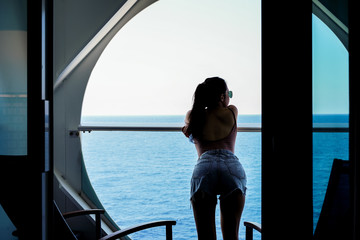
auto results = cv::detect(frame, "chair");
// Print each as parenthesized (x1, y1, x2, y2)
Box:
(313, 158, 351, 240)
(244, 221, 261, 240)
(53, 201, 176, 240)
(99, 221, 176, 240)
(243, 158, 351, 240)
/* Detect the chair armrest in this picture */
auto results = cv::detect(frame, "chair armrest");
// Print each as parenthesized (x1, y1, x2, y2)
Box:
(99, 220, 176, 240)
(244, 221, 262, 240)
(62, 209, 105, 239)
(244, 221, 261, 233)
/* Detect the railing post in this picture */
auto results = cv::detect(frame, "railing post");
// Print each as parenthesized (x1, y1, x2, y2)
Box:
(166, 223, 173, 240)
(96, 213, 102, 239)
(245, 226, 253, 240)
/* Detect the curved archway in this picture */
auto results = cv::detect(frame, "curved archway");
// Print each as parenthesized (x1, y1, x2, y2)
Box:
(80, 0, 261, 239)
(52, 0, 159, 233)
(312, 0, 348, 50)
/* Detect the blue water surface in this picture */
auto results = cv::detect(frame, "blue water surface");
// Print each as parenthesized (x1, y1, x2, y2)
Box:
(81, 114, 348, 239)
(81, 115, 261, 240)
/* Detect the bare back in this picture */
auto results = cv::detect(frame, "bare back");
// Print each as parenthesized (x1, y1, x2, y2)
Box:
(202, 106, 237, 141)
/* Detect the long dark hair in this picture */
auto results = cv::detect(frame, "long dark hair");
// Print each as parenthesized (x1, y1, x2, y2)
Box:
(186, 77, 228, 139)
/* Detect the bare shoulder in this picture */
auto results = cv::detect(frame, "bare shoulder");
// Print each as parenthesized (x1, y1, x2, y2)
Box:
(185, 110, 191, 124)
(227, 105, 238, 119)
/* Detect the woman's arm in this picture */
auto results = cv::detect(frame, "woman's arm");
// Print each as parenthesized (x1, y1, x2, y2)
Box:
(182, 110, 191, 137)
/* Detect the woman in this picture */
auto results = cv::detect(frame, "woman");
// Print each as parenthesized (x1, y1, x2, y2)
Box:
(182, 77, 247, 240)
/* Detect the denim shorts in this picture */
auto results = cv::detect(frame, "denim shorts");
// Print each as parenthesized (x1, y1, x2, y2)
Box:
(190, 149, 247, 201)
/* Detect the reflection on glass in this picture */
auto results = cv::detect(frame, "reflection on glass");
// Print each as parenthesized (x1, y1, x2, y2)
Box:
(0, 1, 27, 155)
(312, 14, 349, 231)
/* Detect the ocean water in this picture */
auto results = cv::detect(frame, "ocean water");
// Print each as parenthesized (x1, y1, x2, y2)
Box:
(80, 114, 348, 239)
(312, 114, 349, 231)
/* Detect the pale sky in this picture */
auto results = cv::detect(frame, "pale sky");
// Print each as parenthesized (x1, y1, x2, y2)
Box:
(82, 1, 349, 117)
(312, 15, 349, 114)
(81, 0, 261, 116)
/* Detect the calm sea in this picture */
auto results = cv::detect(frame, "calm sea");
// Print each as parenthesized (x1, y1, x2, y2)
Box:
(80, 114, 348, 240)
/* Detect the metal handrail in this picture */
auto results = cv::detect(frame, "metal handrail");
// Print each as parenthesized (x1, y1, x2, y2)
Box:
(313, 127, 349, 132)
(78, 125, 261, 133)
(77, 125, 349, 133)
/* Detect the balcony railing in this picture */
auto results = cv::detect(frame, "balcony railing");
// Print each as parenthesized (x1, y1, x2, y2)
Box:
(77, 123, 348, 133)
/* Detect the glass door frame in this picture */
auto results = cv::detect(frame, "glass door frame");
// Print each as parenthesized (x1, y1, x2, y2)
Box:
(262, 1, 359, 239)
(262, 2, 313, 239)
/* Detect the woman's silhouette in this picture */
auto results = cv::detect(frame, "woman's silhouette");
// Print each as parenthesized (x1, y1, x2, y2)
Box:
(183, 77, 247, 240)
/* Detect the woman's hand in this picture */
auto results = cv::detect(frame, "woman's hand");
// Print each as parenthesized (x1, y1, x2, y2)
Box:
(182, 110, 192, 138)
(182, 125, 190, 138)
